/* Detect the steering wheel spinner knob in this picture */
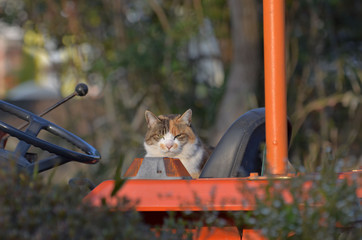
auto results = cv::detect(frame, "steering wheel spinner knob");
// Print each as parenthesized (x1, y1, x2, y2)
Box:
(75, 83, 88, 97)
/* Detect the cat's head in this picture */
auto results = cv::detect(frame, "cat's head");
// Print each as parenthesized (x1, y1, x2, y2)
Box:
(144, 109, 197, 157)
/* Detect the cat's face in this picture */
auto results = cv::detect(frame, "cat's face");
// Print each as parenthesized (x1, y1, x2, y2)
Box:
(144, 109, 196, 157)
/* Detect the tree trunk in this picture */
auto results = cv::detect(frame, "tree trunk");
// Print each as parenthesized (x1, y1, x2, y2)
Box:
(212, 0, 260, 144)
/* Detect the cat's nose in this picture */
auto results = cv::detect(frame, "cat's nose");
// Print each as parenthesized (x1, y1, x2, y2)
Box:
(165, 142, 173, 150)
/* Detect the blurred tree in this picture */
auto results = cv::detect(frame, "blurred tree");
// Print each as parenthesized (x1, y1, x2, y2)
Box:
(0, 0, 360, 178)
(212, 0, 260, 144)
(285, 0, 362, 170)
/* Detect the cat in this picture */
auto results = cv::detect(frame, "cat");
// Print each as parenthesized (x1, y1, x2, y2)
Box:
(144, 109, 212, 178)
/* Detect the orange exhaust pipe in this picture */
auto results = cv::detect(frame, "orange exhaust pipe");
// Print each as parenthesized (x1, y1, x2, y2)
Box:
(263, 0, 288, 175)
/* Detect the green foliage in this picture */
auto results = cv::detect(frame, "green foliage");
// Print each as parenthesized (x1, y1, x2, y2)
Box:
(0, 165, 156, 240)
(111, 156, 126, 197)
(233, 165, 361, 239)
(0, 164, 225, 240)
(13, 50, 36, 84)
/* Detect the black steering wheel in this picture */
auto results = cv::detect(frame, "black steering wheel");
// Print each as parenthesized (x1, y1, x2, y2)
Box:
(0, 100, 100, 173)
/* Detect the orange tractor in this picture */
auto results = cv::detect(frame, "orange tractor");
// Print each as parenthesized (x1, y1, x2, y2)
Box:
(0, 0, 360, 239)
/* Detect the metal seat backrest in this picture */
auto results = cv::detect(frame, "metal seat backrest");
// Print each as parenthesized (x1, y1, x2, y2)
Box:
(200, 108, 292, 178)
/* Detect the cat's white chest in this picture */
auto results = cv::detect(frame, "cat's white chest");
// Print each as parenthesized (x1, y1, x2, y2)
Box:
(175, 143, 204, 177)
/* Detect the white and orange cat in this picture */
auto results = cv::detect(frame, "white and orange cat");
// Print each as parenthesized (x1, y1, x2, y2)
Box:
(144, 109, 212, 178)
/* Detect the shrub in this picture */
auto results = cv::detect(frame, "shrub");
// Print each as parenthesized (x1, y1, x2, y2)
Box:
(0, 165, 156, 240)
(233, 165, 361, 240)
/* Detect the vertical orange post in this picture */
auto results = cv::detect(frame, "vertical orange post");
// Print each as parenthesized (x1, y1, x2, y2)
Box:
(263, 0, 288, 175)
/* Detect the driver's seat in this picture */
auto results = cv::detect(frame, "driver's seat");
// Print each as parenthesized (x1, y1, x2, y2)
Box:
(200, 108, 292, 178)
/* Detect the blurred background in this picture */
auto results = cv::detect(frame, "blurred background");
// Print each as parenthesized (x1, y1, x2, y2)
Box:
(0, 0, 360, 183)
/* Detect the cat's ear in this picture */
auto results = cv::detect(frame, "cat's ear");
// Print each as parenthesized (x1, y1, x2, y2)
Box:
(145, 110, 160, 128)
(177, 109, 192, 126)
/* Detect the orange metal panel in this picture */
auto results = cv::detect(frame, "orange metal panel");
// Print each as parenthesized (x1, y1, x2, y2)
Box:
(242, 229, 267, 240)
(84, 171, 361, 212)
(84, 178, 270, 211)
(263, 0, 288, 174)
(123, 158, 143, 177)
(163, 158, 191, 177)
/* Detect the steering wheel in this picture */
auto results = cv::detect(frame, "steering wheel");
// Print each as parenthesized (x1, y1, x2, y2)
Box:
(0, 100, 100, 172)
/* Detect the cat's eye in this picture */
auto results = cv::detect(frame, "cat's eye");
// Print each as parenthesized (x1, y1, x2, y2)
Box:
(154, 134, 164, 140)
(174, 134, 184, 140)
